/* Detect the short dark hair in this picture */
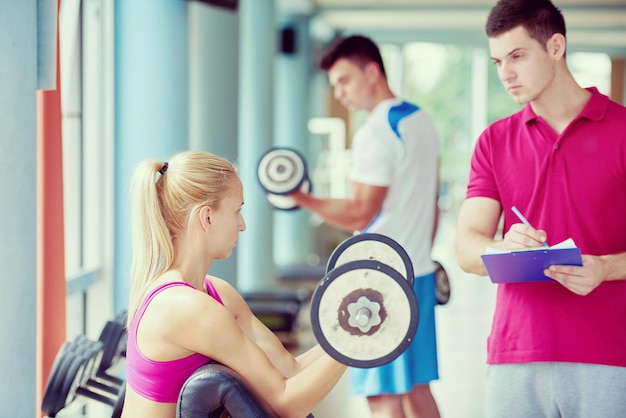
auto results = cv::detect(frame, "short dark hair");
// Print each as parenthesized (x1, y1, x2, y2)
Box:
(486, 0, 566, 49)
(318, 35, 387, 78)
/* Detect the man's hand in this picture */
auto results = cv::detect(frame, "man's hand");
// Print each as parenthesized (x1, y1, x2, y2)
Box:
(501, 223, 548, 250)
(544, 255, 606, 296)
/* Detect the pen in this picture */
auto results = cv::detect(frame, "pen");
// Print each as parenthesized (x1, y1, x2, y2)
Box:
(511, 206, 548, 247)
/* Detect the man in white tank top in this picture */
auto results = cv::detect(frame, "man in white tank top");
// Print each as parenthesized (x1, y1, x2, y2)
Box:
(290, 35, 441, 418)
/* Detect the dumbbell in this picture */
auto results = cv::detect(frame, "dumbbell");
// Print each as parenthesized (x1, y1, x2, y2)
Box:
(98, 319, 127, 378)
(327, 232, 451, 305)
(310, 233, 420, 368)
(42, 336, 125, 418)
(434, 260, 451, 305)
(326, 232, 415, 287)
(71, 336, 122, 394)
(257, 147, 311, 210)
(41, 337, 100, 416)
(68, 337, 125, 417)
(42, 341, 76, 416)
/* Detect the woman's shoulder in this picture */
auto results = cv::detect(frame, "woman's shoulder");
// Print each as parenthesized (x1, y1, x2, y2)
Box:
(205, 275, 237, 296)
(147, 276, 220, 315)
(204, 275, 248, 315)
(147, 286, 196, 315)
(136, 278, 230, 361)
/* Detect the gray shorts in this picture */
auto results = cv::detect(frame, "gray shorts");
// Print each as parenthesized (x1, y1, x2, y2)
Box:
(485, 362, 626, 418)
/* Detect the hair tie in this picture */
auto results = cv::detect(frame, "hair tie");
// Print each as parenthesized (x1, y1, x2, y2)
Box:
(159, 162, 169, 175)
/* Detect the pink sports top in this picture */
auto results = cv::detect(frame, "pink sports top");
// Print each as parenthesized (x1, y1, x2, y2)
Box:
(126, 277, 223, 403)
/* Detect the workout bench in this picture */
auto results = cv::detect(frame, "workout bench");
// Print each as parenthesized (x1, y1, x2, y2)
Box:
(177, 362, 315, 418)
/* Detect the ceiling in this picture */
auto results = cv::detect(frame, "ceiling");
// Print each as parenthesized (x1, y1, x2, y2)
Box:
(278, 0, 626, 56)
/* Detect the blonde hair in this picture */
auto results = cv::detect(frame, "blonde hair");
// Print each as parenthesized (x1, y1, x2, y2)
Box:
(126, 151, 238, 327)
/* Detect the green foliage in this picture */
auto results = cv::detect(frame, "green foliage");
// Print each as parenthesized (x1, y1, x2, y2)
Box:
(395, 43, 524, 180)
(399, 44, 474, 186)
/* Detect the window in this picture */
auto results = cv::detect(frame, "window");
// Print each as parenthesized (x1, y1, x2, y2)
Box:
(60, 0, 114, 341)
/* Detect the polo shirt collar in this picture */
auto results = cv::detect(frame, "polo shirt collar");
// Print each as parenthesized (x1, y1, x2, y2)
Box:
(521, 86, 608, 125)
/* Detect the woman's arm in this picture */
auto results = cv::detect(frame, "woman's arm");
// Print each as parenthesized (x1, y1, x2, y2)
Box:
(211, 277, 326, 378)
(172, 286, 346, 418)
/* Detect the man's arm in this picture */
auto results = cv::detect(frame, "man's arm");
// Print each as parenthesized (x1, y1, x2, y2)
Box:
(431, 164, 440, 245)
(455, 196, 549, 275)
(455, 197, 503, 276)
(289, 181, 387, 232)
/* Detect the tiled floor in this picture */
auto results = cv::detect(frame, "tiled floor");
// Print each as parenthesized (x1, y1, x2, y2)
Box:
(291, 212, 498, 418)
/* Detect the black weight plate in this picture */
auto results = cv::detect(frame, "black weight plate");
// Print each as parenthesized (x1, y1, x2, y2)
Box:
(70, 335, 93, 385)
(42, 341, 72, 415)
(327, 233, 415, 287)
(434, 260, 451, 305)
(104, 322, 124, 369)
(61, 355, 87, 409)
(47, 348, 74, 416)
(87, 340, 103, 375)
(75, 342, 98, 386)
(111, 324, 128, 369)
(310, 259, 419, 368)
(98, 321, 115, 371)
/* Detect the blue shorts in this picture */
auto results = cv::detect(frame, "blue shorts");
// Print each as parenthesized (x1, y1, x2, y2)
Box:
(350, 271, 439, 396)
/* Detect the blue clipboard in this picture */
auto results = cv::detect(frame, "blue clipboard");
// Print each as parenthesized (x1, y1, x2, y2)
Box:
(481, 247, 583, 284)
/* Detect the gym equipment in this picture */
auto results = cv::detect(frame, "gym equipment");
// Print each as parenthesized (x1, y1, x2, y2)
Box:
(257, 147, 312, 210)
(328, 233, 452, 306)
(257, 147, 308, 195)
(42, 338, 125, 417)
(434, 260, 451, 305)
(178, 235, 418, 414)
(264, 176, 312, 211)
(69, 339, 125, 418)
(310, 259, 419, 368)
(98, 319, 127, 375)
(242, 288, 309, 334)
(326, 233, 415, 286)
(42, 319, 128, 418)
(177, 362, 315, 418)
(41, 341, 75, 416)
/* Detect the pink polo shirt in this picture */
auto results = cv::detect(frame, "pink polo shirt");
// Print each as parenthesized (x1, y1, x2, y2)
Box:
(467, 87, 626, 367)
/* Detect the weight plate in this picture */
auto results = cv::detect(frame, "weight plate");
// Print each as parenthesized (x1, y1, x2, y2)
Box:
(112, 325, 128, 368)
(51, 346, 78, 415)
(62, 355, 87, 408)
(105, 321, 126, 371)
(434, 260, 451, 305)
(265, 177, 312, 211)
(41, 341, 72, 415)
(98, 321, 116, 371)
(257, 147, 307, 195)
(87, 345, 102, 380)
(71, 340, 91, 386)
(310, 260, 419, 368)
(327, 233, 414, 287)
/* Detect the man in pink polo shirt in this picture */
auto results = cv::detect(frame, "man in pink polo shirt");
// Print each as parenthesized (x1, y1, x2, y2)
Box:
(455, 0, 626, 417)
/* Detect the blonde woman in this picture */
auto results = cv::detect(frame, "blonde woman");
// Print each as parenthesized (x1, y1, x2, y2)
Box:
(120, 151, 346, 418)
